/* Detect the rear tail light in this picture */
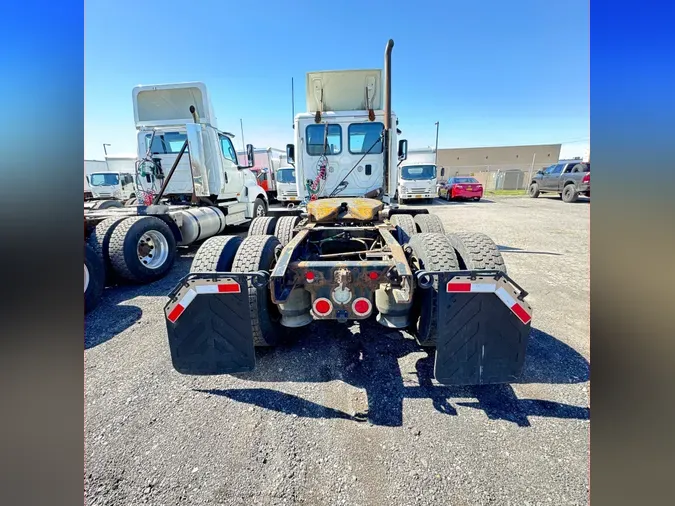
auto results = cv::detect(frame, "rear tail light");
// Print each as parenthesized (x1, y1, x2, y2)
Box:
(582, 173, 590, 183)
(352, 297, 372, 317)
(313, 298, 333, 316)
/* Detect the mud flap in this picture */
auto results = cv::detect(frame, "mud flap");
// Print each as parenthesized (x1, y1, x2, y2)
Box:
(164, 272, 268, 375)
(418, 271, 533, 385)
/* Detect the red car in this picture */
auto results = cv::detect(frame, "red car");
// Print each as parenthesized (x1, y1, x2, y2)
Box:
(439, 177, 483, 201)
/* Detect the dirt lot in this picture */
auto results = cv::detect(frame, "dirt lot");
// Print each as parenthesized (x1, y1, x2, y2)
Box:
(85, 195, 590, 506)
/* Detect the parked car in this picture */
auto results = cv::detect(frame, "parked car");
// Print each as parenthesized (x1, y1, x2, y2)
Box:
(438, 177, 484, 201)
(528, 161, 590, 203)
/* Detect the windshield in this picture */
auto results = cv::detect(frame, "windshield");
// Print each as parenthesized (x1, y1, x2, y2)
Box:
(89, 173, 120, 186)
(276, 168, 296, 184)
(450, 177, 479, 184)
(401, 165, 436, 180)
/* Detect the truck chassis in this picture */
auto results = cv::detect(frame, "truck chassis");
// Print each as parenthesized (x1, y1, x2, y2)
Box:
(163, 200, 532, 386)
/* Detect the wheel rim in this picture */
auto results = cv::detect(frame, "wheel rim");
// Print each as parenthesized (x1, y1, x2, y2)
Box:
(137, 230, 170, 269)
(256, 205, 265, 217)
(84, 264, 90, 293)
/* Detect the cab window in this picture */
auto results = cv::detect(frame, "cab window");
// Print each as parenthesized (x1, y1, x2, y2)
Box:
(219, 134, 239, 163)
(348, 122, 384, 154)
(306, 124, 342, 156)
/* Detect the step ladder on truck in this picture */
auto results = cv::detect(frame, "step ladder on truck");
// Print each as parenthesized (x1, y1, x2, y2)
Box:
(84, 82, 269, 311)
(162, 40, 534, 387)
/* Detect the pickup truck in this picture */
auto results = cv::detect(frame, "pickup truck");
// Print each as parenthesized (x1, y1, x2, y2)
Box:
(528, 161, 590, 203)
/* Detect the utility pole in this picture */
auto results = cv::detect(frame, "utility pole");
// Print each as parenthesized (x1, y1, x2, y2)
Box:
(103, 143, 111, 156)
(527, 153, 536, 188)
(434, 122, 439, 165)
(240, 119, 245, 152)
(291, 77, 295, 130)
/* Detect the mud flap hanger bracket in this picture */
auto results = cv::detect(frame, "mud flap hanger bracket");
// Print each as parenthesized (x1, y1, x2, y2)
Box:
(166, 270, 271, 302)
(414, 269, 529, 300)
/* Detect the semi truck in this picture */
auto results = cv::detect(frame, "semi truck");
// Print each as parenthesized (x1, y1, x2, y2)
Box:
(396, 147, 438, 203)
(236, 147, 285, 201)
(161, 40, 534, 388)
(84, 82, 269, 311)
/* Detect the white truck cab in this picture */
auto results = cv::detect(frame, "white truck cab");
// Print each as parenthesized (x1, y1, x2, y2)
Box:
(275, 156, 299, 203)
(284, 69, 404, 202)
(396, 148, 437, 203)
(131, 82, 268, 220)
(88, 171, 136, 200)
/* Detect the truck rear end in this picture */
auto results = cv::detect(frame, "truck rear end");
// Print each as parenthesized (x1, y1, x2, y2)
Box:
(162, 39, 533, 387)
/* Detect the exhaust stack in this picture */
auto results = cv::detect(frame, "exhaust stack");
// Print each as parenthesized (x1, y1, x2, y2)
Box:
(383, 39, 394, 197)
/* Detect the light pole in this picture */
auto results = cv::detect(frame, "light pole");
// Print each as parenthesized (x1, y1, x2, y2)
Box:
(434, 122, 439, 165)
(103, 143, 111, 156)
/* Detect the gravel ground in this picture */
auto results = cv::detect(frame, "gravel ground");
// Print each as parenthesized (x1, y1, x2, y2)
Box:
(85, 195, 590, 506)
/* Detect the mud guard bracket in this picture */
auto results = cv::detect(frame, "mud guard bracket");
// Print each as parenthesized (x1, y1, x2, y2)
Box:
(417, 270, 533, 385)
(164, 272, 268, 375)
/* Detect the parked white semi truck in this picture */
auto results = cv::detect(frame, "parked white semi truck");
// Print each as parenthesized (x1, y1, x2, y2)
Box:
(84, 82, 268, 309)
(396, 147, 438, 203)
(236, 147, 285, 201)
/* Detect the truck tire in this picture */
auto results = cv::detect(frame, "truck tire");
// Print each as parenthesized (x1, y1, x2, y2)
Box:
(446, 232, 507, 274)
(85, 243, 105, 313)
(408, 233, 460, 347)
(562, 184, 579, 203)
(96, 200, 124, 210)
(190, 235, 243, 273)
(251, 198, 267, 219)
(528, 182, 540, 198)
(86, 217, 127, 284)
(274, 215, 301, 246)
(248, 216, 278, 237)
(414, 213, 445, 234)
(390, 214, 417, 245)
(232, 235, 285, 346)
(108, 216, 177, 283)
(125, 197, 138, 206)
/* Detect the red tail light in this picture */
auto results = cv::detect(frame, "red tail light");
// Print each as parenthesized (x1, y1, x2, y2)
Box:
(313, 298, 333, 316)
(582, 173, 590, 183)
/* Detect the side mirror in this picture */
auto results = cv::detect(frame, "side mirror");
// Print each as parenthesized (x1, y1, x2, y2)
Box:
(246, 144, 255, 167)
(286, 144, 295, 164)
(536, 170, 544, 175)
(398, 139, 408, 161)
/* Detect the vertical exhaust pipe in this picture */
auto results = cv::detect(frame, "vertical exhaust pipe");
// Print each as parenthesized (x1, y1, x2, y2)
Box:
(383, 39, 394, 197)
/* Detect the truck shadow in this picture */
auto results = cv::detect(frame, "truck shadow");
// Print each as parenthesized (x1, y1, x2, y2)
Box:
(84, 250, 197, 349)
(497, 245, 563, 256)
(198, 321, 589, 427)
(85, 228, 251, 349)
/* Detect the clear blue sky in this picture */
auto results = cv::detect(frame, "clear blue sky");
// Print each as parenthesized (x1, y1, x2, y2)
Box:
(85, 0, 589, 160)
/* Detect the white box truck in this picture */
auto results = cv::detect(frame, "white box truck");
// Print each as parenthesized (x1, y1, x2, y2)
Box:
(274, 154, 299, 205)
(396, 147, 437, 203)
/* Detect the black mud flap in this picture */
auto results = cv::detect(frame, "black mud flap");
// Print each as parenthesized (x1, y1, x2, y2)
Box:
(418, 271, 533, 385)
(164, 272, 268, 375)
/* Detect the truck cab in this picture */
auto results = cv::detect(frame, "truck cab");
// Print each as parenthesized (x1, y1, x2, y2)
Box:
(88, 171, 136, 200)
(285, 70, 402, 201)
(132, 82, 267, 216)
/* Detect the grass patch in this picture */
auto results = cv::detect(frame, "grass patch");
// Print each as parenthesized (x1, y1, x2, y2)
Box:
(485, 189, 527, 196)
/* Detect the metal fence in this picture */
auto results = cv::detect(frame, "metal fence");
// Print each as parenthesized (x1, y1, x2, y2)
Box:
(439, 164, 547, 190)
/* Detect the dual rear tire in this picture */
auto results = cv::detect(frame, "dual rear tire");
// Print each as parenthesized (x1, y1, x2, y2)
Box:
(407, 230, 506, 348)
(86, 216, 177, 285)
